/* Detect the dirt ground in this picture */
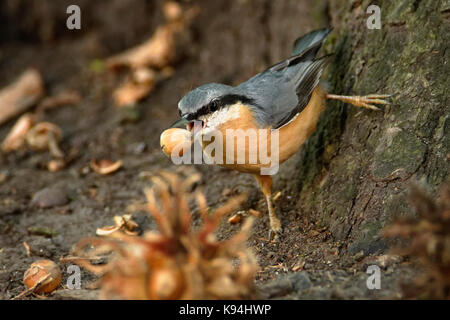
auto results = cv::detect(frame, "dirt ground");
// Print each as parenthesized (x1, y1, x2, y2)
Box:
(0, 0, 422, 300)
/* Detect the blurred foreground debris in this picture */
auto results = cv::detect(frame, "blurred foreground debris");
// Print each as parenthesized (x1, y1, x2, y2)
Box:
(0, 69, 44, 125)
(63, 172, 258, 299)
(383, 184, 450, 299)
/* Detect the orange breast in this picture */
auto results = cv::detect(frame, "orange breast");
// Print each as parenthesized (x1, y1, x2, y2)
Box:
(200, 86, 326, 174)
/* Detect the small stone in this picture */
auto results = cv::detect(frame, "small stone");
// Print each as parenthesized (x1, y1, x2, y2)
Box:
(31, 187, 69, 208)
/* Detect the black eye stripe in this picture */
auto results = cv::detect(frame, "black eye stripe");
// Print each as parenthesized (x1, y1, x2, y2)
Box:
(187, 94, 256, 120)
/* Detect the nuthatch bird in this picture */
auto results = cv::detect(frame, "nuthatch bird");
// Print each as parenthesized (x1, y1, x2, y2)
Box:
(161, 28, 390, 239)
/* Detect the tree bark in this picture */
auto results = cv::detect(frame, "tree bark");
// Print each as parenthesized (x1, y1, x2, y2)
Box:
(290, 0, 449, 254)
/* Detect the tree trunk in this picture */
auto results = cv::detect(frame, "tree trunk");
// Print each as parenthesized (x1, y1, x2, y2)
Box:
(290, 0, 449, 255)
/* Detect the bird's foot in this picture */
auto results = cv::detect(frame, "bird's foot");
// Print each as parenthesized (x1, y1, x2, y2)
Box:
(268, 218, 282, 241)
(326, 93, 391, 111)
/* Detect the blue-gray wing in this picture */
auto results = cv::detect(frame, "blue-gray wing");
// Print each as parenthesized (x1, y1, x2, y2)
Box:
(236, 39, 331, 129)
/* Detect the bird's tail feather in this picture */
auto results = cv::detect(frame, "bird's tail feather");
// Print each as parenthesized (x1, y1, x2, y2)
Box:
(295, 54, 332, 99)
(292, 28, 332, 57)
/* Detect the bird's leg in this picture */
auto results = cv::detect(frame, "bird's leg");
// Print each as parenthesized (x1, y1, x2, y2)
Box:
(253, 174, 282, 239)
(326, 93, 391, 111)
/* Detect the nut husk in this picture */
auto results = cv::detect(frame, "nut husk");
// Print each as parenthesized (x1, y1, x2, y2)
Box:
(23, 259, 62, 294)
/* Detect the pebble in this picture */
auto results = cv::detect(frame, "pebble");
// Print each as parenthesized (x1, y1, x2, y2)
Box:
(31, 187, 69, 208)
(288, 272, 312, 291)
(257, 277, 293, 299)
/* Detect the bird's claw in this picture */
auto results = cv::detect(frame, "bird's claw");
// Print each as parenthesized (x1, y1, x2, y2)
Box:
(356, 94, 392, 111)
(268, 226, 282, 241)
(326, 93, 392, 111)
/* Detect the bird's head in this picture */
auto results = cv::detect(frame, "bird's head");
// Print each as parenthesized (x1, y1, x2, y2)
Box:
(170, 83, 255, 134)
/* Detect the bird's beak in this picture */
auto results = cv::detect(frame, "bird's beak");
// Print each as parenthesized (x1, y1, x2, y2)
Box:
(169, 114, 189, 128)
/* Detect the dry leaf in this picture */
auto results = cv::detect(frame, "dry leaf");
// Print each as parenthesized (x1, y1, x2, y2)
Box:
(113, 80, 155, 107)
(97, 214, 139, 236)
(90, 159, 123, 175)
(1, 113, 34, 152)
(26, 122, 64, 157)
(0, 69, 44, 125)
(106, 25, 178, 71)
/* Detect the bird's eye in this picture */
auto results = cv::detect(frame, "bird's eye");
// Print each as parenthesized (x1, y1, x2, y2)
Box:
(209, 100, 219, 112)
